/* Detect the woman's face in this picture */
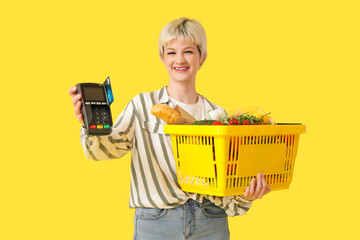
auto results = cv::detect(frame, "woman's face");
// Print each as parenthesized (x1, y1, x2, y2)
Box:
(161, 39, 206, 84)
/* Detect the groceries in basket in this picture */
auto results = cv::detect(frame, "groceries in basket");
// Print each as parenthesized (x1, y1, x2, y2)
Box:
(151, 103, 305, 197)
(151, 104, 275, 126)
(194, 107, 276, 125)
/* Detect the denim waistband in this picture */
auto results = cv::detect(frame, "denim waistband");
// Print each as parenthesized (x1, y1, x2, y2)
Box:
(183, 198, 200, 206)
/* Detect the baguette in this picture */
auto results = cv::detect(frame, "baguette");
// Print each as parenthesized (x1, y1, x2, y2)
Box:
(151, 104, 181, 124)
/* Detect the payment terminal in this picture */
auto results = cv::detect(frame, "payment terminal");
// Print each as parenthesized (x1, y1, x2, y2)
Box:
(76, 77, 114, 135)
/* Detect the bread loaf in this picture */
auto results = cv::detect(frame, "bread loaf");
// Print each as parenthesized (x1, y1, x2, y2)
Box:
(151, 104, 181, 124)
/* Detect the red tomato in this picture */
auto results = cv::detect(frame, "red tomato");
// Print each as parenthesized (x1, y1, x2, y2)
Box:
(242, 120, 251, 125)
(229, 119, 239, 125)
(212, 121, 223, 125)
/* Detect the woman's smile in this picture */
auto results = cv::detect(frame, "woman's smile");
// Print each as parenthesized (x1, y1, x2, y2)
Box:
(173, 66, 189, 72)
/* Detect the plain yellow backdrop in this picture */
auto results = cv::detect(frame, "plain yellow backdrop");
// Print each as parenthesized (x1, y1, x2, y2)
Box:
(1, 0, 359, 239)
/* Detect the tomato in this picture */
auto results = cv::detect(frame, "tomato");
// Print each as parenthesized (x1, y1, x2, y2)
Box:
(212, 121, 223, 125)
(252, 123, 257, 125)
(257, 122, 263, 125)
(242, 120, 251, 125)
(229, 119, 239, 125)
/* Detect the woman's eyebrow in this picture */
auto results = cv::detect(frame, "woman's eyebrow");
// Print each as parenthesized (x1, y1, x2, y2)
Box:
(166, 47, 195, 51)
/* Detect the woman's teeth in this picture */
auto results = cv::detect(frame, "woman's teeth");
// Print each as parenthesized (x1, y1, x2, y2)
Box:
(174, 67, 188, 70)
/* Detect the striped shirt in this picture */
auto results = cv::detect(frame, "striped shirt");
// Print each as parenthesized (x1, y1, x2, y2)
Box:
(80, 86, 252, 216)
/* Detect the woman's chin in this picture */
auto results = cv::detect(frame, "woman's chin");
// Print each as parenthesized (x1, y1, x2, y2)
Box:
(170, 78, 193, 84)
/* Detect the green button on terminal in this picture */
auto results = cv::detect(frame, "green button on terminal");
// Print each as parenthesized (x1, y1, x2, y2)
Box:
(104, 125, 110, 129)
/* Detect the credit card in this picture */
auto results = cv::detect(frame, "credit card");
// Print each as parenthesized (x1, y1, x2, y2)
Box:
(103, 76, 114, 105)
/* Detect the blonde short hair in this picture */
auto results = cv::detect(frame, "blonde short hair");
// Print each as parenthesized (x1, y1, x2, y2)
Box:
(158, 17, 207, 62)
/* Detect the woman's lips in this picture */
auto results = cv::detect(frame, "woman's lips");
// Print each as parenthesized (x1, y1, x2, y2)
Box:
(173, 67, 189, 72)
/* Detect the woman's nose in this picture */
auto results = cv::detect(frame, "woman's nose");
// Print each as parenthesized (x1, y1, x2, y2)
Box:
(175, 54, 186, 64)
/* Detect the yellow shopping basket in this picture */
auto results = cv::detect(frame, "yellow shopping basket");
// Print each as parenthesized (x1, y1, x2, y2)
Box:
(164, 124, 306, 196)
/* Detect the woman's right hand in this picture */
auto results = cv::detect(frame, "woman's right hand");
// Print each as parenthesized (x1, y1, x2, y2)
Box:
(68, 86, 84, 126)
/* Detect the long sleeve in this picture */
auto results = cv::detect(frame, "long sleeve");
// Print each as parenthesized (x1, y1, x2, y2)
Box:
(205, 195, 253, 217)
(80, 100, 136, 161)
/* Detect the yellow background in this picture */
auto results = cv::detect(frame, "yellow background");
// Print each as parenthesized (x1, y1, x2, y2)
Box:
(1, 0, 359, 239)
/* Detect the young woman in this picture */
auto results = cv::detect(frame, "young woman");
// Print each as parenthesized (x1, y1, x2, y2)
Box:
(69, 17, 270, 240)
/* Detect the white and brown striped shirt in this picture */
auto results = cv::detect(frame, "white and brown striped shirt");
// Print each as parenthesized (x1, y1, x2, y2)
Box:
(80, 86, 252, 216)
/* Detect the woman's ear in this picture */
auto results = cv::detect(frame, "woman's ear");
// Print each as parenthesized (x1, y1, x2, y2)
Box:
(199, 55, 207, 67)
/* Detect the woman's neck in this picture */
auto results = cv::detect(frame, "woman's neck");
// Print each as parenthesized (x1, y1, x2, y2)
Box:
(166, 81, 198, 104)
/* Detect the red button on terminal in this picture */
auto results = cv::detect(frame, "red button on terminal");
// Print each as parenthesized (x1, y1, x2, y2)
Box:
(90, 125, 96, 129)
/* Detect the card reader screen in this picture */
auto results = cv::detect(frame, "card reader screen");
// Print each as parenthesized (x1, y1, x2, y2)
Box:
(83, 87, 106, 101)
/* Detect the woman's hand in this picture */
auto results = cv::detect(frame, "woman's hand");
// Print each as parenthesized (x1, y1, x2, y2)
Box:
(240, 173, 271, 201)
(68, 86, 84, 126)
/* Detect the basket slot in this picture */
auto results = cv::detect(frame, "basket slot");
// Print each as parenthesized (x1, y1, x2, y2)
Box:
(208, 177, 212, 187)
(214, 164, 218, 182)
(228, 137, 233, 161)
(235, 137, 240, 160)
(212, 137, 216, 162)
(228, 136, 238, 162)
(231, 137, 235, 160)
(285, 135, 289, 158)
(176, 136, 179, 159)
(235, 137, 239, 160)
(290, 135, 295, 168)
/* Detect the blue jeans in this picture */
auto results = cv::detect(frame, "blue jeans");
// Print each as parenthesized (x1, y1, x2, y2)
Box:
(133, 199, 230, 240)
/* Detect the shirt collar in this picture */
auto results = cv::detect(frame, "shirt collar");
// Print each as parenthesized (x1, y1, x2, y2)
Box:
(158, 86, 206, 106)
(158, 86, 170, 104)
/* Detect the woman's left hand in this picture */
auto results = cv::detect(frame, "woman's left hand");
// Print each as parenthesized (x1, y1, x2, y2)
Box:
(241, 173, 271, 201)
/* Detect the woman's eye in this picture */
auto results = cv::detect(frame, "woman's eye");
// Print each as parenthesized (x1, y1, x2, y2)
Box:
(167, 52, 175, 55)
(185, 51, 193, 54)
